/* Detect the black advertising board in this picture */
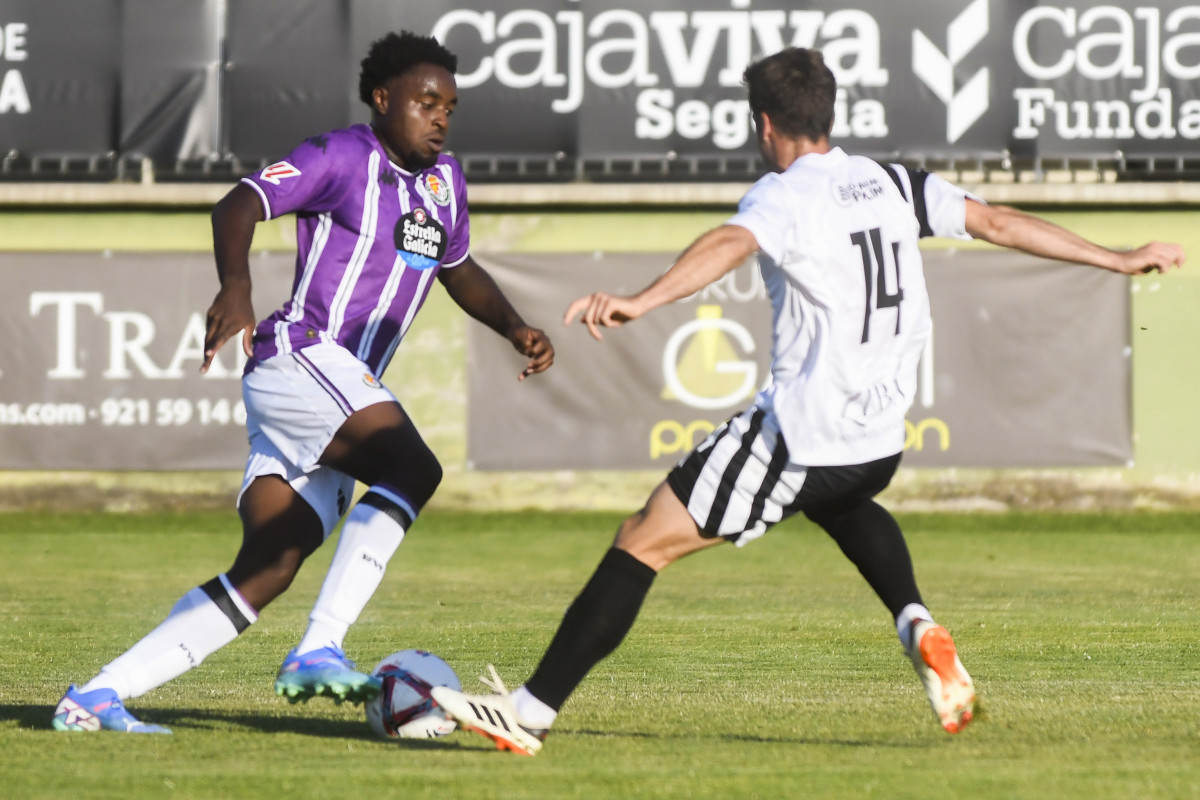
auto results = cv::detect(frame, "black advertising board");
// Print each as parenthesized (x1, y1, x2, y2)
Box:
(2, 1, 1200, 175)
(0, 0, 120, 159)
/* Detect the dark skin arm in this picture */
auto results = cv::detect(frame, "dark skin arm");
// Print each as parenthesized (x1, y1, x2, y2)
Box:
(438, 256, 554, 380)
(202, 183, 265, 373)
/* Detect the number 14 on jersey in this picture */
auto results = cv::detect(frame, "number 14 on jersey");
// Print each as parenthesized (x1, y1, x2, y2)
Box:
(851, 227, 904, 344)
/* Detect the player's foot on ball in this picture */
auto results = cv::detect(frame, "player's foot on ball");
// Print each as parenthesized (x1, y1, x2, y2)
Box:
(431, 665, 548, 756)
(907, 620, 975, 734)
(51, 685, 171, 734)
(274, 645, 381, 705)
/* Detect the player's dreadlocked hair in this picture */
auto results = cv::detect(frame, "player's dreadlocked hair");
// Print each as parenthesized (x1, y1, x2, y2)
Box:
(743, 48, 837, 141)
(358, 31, 457, 106)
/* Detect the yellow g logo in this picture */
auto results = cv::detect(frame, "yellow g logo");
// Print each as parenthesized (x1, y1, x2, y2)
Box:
(661, 305, 758, 410)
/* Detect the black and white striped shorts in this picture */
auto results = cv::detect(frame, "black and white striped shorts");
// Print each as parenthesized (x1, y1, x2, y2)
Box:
(666, 406, 901, 546)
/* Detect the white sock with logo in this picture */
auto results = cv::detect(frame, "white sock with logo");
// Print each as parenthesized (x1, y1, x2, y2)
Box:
(80, 574, 257, 700)
(295, 485, 411, 655)
(896, 603, 934, 652)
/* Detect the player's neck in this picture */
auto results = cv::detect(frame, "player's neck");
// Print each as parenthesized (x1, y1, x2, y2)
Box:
(369, 123, 410, 171)
(769, 136, 831, 172)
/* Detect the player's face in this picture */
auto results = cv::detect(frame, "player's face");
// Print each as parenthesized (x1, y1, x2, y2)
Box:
(374, 64, 457, 171)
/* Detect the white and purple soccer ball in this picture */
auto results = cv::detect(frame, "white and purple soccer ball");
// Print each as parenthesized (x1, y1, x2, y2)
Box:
(364, 650, 461, 739)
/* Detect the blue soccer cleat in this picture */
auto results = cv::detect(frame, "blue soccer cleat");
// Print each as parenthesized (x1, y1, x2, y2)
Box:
(51, 685, 171, 734)
(274, 646, 381, 705)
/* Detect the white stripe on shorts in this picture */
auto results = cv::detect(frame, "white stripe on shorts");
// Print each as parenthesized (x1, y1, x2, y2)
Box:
(668, 406, 808, 546)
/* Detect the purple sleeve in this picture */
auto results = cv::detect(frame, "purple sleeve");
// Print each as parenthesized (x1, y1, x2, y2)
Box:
(240, 134, 352, 220)
(440, 162, 471, 268)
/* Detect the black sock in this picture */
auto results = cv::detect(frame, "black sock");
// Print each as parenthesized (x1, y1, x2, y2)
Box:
(524, 548, 657, 711)
(808, 500, 923, 618)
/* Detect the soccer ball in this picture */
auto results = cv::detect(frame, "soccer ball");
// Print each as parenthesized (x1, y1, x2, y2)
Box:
(364, 649, 461, 739)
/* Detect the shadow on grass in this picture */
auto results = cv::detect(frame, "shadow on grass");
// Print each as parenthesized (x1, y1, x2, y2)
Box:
(7, 705, 925, 750)
(1, 704, 465, 749)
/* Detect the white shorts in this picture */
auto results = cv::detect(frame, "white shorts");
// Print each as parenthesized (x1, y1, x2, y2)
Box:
(238, 342, 396, 537)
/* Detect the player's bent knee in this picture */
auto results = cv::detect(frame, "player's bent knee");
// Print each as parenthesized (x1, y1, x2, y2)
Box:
(383, 449, 442, 512)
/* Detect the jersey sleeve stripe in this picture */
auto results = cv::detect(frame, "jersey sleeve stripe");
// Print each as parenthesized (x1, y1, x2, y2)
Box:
(241, 177, 273, 220)
(881, 163, 908, 201)
(908, 169, 934, 238)
(881, 163, 935, 239)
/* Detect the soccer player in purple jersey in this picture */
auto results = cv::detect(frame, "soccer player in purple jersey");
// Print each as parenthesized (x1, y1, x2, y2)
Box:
(52, 32, 553, 734)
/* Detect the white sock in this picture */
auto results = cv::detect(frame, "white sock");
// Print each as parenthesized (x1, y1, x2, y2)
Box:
(80, 574, 257, 700)
(295, 485, 412, 655)
(896, 603, 933, 652)
(512, 686, 558, 729)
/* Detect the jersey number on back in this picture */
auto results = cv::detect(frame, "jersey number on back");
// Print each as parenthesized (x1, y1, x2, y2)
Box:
(850, 227, 904, 344)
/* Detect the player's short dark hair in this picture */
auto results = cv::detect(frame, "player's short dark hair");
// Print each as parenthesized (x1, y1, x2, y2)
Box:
(743, 48, 837, 141)
(358, 31, 457, 106)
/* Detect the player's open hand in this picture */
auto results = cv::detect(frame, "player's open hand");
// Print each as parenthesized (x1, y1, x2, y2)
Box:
(201, 284, 256, 374)
(509, 324, 554, 381)
(1115, 241, 1185, 275)
(563, 292, 641, 341)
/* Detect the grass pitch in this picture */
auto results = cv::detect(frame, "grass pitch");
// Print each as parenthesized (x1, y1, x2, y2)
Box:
(1, 510, 1197, 799)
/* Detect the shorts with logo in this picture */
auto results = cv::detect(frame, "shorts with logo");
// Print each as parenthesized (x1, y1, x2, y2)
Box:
(666, 405, 902, 547)
(238, 341, 396, 537)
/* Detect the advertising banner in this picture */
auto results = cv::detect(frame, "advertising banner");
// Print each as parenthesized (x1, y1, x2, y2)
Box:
(1011, 0, 1200, 158)
(224, 0, 353, 161)
(466, 251, 1131, 470)
(0, 252, 294, 470)
(0, 0, 120, 158)
(396, 0, 1037, 167)
(119, 0, 222, 163)
(2, 1, 1200, 173)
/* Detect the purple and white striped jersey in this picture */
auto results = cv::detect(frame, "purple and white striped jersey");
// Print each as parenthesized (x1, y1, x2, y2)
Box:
(240, 123, 470, 377)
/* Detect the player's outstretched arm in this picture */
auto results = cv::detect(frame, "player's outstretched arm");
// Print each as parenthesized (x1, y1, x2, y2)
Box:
(564, 224, 758, 341)
(202, 183, 265, 373)
(964, 199, 1185, 275)
(438, 256, 554, 381)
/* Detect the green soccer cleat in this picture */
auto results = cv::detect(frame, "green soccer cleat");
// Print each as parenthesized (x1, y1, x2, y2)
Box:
(274, 646, 381, 705)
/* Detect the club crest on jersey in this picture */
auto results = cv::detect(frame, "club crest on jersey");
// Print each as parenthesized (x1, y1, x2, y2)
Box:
(260, 161, 302, 185)
(423, 173, 451, 205)
(394, 208, 447, 270)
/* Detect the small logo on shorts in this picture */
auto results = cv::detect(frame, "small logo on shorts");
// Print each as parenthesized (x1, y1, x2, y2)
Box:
(363, 373, 382, 388)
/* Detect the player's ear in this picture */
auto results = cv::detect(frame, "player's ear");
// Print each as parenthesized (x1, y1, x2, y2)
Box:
(758, 112, 775, 139)
(372, 85, 389, 115)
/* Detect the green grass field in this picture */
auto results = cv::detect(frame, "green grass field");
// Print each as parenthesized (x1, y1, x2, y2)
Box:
(2, 510, 1197, 799)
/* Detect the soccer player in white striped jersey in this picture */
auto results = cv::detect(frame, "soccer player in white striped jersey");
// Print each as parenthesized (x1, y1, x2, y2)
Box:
(432, 47, 1184, 753)
(52, 31, 554, 734)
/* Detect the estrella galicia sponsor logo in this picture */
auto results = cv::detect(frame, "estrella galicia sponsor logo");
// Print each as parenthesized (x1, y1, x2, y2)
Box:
(912, 0, 990, 143)
(394, 207, 447, 270)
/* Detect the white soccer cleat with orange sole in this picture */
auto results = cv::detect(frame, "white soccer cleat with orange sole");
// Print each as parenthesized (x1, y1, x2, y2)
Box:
(431, 665, 547, 756)
(907, 620, 975, 734)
